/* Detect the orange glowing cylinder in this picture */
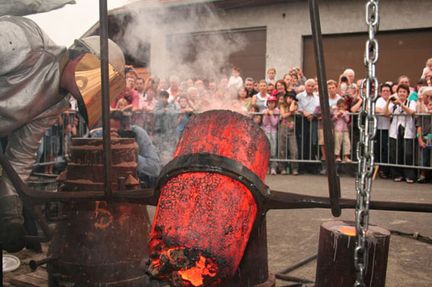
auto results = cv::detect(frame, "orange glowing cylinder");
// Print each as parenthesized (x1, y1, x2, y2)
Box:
(149, 110, 270, 287)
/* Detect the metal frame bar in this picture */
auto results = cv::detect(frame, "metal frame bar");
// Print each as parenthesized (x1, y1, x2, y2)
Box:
(308, 0, 341, 217)
(99, 0, 112, 199)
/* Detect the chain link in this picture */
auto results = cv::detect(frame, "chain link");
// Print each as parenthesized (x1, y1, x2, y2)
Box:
(354, 1, 380, 286)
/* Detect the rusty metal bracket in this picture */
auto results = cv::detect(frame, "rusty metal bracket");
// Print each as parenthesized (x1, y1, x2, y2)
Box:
(0, 153, 157, 205)
(0, 152, 157, 244)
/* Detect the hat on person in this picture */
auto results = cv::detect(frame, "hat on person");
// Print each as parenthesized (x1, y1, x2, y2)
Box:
(271, 90, 284, 98)
(267, 95, 278, 103)
(70, 36, 125, 128)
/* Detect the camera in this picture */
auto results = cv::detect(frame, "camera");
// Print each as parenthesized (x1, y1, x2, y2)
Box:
(124, 66, 134, 74)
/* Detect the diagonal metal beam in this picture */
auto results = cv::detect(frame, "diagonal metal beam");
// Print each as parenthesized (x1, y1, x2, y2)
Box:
(308, 0, 341, 217)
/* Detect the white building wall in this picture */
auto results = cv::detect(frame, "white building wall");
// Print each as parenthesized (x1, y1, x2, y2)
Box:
(150, 0, 432, 78)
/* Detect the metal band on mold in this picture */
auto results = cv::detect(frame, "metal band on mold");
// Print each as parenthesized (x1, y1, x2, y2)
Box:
(155, 153, 270, 209)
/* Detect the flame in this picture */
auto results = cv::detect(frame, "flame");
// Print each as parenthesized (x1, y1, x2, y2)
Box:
(178, 256, 217, 286)
(148, 246, 220, 287)
(338, 226, 356, 237)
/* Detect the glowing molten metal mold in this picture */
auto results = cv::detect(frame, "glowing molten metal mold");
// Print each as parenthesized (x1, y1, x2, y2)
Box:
(148, 111, 270, 286)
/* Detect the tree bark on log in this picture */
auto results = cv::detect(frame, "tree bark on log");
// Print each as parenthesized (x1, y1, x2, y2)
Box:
(315, 220, 390, 287)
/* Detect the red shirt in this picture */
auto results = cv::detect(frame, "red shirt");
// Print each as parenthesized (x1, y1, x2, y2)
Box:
(111, 89, 139, 109)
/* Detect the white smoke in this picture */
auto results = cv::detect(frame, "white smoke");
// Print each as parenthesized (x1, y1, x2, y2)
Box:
(111, 1, 251, 165)
(114, 0, 247, 82)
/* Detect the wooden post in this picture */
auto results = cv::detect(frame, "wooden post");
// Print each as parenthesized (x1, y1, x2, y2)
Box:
(315, 220, 390, 287)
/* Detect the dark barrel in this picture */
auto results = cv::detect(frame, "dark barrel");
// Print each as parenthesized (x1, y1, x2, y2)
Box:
(48, 138, 153, 286)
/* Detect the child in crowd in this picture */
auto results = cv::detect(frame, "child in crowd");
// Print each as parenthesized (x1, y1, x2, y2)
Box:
(332, 98, 351, 162)
(249, 104, 262, 126)
(116, 97, 130, 111)
(228, 66, 244, 90)
(262, 95, 280, 175)
(176, 96, 194, 136)
(416, 98, 432, 183)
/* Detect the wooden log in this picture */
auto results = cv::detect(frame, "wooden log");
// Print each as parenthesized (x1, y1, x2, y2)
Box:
(315, 220, 390, 287)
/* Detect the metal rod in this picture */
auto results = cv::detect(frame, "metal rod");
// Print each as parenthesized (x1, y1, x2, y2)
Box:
(308, 0, 341, 217)
(99, 0, 112, 199)
(275, 273, 314, 284)
(277, 254, 318, 275)
(1, 243, 3, 282)
(29, 257, 56, 271)
(20, 187, 155, 205)
(266, 190, 432, 213)
(2, 148, 431, 213)
(389, 230, 432, 245)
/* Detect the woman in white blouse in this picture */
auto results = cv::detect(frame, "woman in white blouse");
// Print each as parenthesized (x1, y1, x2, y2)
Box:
(384, 84, 417, 183)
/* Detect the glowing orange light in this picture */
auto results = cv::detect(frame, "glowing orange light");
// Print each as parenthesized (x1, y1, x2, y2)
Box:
(338, 226, 356, 237)
(148, 247, 220, 287)
(148, 111, 269, 286)
(178, 256, 217, 286)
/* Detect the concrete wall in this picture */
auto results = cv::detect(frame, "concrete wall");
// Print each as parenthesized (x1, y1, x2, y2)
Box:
(149, 0, 431, 78)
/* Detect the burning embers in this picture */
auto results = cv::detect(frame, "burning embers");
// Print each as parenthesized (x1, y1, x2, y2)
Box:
(148, 244, 219, 286)
(148, 172, 258, 286)
(147, 111, 270, 286)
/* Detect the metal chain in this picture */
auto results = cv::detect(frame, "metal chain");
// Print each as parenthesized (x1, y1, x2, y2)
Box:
(354, 1, 380, 286)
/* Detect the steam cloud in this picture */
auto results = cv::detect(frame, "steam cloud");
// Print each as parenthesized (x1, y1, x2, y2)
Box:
(111, 1, 251, 165)
(116, 0, 247, 81)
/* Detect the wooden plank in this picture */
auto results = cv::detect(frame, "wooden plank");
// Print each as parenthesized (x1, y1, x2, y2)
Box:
(9, 269, 48, 287)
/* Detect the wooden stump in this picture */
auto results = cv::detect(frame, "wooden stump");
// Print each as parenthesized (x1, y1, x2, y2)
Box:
(315, 220, 390, 287)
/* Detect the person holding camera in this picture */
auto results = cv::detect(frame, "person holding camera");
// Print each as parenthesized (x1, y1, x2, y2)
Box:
(384, 84, 417, 183)
(342, 68, 356, 85)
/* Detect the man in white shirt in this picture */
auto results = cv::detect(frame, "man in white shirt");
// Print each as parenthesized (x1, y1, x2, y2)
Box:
(296, 79, 320, 116)
(296, 79, 320, 173)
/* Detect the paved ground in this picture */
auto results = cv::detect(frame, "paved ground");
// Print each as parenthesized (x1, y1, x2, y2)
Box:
(3, 175, 431, 286)
(265, 174, 432, 287)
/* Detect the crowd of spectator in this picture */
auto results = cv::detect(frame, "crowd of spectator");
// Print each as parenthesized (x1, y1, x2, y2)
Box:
(40, 57, 432, 184)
